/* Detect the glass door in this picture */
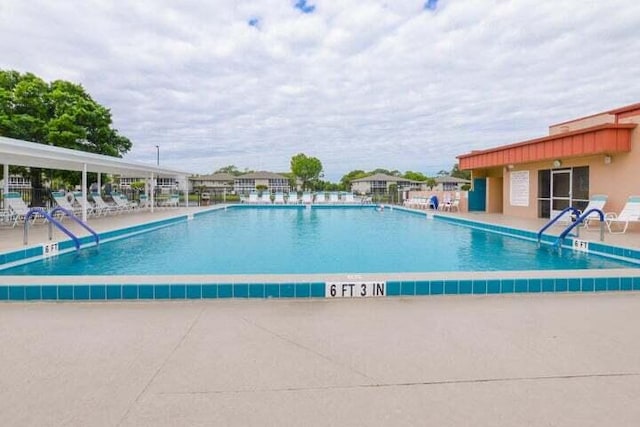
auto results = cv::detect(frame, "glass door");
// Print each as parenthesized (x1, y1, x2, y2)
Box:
(551, 169, 572, 219)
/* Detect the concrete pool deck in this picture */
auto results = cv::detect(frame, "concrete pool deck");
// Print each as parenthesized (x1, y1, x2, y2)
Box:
(2, 294, 640, 426)
(1, 205, 640, 425)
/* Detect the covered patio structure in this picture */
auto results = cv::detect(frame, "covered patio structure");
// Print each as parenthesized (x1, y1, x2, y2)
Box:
(0, 136, 190, 221)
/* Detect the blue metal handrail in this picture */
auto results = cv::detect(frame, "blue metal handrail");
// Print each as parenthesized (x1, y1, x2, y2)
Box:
(537, 207, 581, 247)
(24, 207, 81, 250)
(50, 206, 100, 247)
(555, 208, 605, 247)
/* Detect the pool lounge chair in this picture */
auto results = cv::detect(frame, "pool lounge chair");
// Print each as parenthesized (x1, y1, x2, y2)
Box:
(160, 194, 180, 208)
(273, 192, 285, 204)
(315, 192, 326, 204)
(301, 192, 312, 204)
(73, 192, 98, 216)
(259, 192, 272, 204)
(248, 192, 259, 203)
(91, 192, 120, 215)
(51, 191, 83, 216)
(439, 193, 452, 211)
(111, 193, 137, 211)
(3, 192, 43, 226)
(287, 192, 301, 204)
(343, 193, 355, 204)
(576, 194, 607, 229)
(328, 192, 339, 204)
(138, 194, 151, 210)
(605, 196, 640, 234)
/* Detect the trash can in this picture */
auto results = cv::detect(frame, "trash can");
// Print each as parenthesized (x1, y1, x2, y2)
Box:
(201, 192, 210, 206)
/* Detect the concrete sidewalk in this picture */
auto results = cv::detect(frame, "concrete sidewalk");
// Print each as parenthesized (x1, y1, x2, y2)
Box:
(2, 294, 640, 426)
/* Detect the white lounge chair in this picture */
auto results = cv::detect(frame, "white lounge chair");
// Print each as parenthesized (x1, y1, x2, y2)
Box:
(343, 193, 355, 203)
(605, 196, 640, 234)
(301, 192, 312, 204)
(259, 192, 272, 204)
(91, 192, 120, 215)
(273, 192, 285, 204)
(138, 194, 151, 210)
(73, 192, 98, 216)
(576, 194, 607, 229)
(51, 191, 83, 216)
(439, 193, 452, 211)
(111, 193, 137, 211)
(328, 192, 339, 203)
(3, 192, 40, 227)
(315, 192, 326, 204)
(248, 192, 259, 203)
(287, 192, 301, 204)
(160, 194, 180, 208)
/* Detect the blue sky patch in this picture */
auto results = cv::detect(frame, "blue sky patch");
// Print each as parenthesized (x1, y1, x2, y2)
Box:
(424, 0, 438, 11)
(294, 0, 316, 14)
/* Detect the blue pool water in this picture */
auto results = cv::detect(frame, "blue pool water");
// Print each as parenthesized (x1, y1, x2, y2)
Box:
(1, 206, 635, 275)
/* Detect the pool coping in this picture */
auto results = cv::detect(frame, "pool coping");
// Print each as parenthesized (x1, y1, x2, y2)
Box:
(1, 204, 639, 300)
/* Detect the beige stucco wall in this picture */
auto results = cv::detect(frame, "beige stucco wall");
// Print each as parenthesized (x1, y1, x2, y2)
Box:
(487, 177, 503, 213)
(351, 182, 370, 194)
(500, 114, 639, 226)
(549, 113, 614, 135)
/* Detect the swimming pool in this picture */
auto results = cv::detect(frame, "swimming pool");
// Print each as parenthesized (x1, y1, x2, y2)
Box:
(1, 205, 640, 301)
(1, 205, 636, 275)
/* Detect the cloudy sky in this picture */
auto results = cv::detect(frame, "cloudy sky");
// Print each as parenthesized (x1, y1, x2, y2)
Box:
(1, 0, 639, 180)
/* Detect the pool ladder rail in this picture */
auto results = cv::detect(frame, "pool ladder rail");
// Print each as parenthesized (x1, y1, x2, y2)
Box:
(537, 207, 605, 249)
(23, 207, 99, 251)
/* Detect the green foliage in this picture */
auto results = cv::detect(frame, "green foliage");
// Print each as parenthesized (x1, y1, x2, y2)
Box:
(339, 169, 368, 189)
(214, 165, 246, 176)
(450, 163, 471, 180)
(403, 171, 428, 181)
(290, 153, 323, 190)
(425, 177, 437, 189)
(0, 70, 131, 155)
(130, 181, 146, 191)
(370, 168, 401, 176)
(0, 69, 133, 192)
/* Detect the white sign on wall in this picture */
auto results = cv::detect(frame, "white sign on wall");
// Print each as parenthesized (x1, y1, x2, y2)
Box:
(326, 281, 386, 298)
(42, 242, 59, 258)
(510, 170, 530, 207)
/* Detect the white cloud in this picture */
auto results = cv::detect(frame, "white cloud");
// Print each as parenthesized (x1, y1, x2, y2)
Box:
(1, 0, 639, 180)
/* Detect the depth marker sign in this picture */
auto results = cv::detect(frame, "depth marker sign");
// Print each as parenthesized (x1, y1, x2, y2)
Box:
(325, 281, 386, 298)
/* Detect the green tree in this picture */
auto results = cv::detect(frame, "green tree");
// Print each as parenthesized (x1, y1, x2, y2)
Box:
(214, 165, 244, 176)
(450, 163, 471, 180)
(0, 69, 132, 203)
(339, 169, 368, 190)
(403, 171, 428, 181)
(290, 153, 323, 190)
(425, 177, 437, 189)
(370, 168, 401, 176)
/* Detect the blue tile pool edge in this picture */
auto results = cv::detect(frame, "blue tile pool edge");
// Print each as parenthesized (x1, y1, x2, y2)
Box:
(2, 273, 640, 301)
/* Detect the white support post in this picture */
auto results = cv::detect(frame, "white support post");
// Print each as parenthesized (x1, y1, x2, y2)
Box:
(82, 163, 88, 222)
(3, 163, 8, 192)
(97, 173, 101, 194)
(183, 176, 188, 208)
(150, 173, 155, 213)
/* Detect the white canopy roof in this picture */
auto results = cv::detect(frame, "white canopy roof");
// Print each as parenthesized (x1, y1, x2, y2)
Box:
(0, 136, 189, 178)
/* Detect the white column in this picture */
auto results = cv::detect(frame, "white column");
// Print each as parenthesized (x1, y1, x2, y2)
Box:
(82, 163, 88, 222)
(3, 163, 8, 194)
(97, 173, 101, 193)
(182, 176, 188, 208)
(150, 172, 155, 213)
